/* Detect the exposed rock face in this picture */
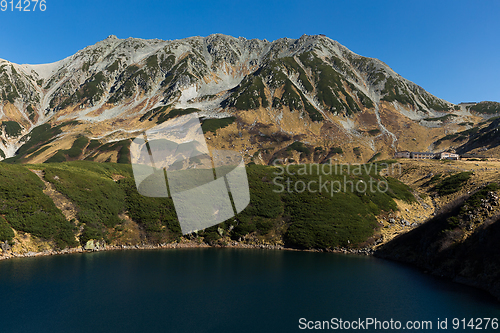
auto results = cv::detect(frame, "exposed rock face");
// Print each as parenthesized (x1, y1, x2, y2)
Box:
(84, 240, 106, 251)
(0, 241, 11, 252)
(1, 34, 479, 164)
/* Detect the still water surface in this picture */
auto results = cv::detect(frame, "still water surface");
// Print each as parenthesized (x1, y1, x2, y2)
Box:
(0, 248, 498, 332)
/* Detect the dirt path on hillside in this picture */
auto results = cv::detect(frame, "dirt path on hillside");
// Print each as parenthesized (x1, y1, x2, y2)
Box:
(30, 169, 80, 225)
(28, 169, 145, 246)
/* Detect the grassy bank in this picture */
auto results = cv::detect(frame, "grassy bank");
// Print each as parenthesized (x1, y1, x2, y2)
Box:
(0, 161, 413, 252)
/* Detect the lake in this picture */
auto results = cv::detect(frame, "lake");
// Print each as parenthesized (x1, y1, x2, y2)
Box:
(0, 248, 499, 332)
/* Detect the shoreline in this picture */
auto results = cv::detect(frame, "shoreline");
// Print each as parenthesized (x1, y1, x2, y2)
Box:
(0, 240, 374, 261)
(2, 241, 498, 302)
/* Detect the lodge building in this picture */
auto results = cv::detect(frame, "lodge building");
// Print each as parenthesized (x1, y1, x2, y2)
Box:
(394, 151, 460, 160)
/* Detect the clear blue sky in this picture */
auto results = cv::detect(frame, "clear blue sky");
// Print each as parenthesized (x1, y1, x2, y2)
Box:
(0, 0, 498, 104)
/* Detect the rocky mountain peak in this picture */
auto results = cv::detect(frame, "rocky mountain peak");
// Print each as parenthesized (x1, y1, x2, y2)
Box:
(1, 34, 495, 164)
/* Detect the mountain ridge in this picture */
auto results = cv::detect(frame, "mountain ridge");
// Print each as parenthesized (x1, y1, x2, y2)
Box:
(0, 34, 497, 164)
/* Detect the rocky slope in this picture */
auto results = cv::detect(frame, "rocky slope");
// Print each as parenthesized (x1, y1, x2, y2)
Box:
(374, 159, 500, 300)
(432, 115, 500, 158)
(1, 34, 494, 164)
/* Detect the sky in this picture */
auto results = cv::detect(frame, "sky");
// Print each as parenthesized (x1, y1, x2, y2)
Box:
(0, 0, 498, 104)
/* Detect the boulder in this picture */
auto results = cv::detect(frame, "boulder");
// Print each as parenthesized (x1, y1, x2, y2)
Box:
(0, 241, 11, 252)
(84, 240, 95, 251)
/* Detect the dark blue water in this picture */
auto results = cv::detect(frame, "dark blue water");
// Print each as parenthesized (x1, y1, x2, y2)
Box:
(0, 248, 498, 332)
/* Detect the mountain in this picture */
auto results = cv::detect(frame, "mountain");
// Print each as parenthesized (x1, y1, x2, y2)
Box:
(0, 34, 497, 164)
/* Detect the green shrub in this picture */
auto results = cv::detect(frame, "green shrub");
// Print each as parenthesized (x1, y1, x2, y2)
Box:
(278, 79, 303, 111)
(79, 225, 103, 246)
(435, 172, 472, 196)
(87, 139, 101, 150)
(66, 136, 89, 158)
(146, 54, 158, 69)
(121, 177, 181, 237)
(44, 151, 67, 163)
(255, 218, 274, 234)
(157, 108, 199, 124)
(447, 216, 460, 229)
(286, 141, 311, 156)
(381, 77, 413, 105)
(428, 173, 442, 184)
(367, 152, 381, 163)
(232, 221, 257, 240)
(2, 121, 22, 137)
(368, 129, 381, 136)
(236, 164, 411, 249)
(117, 145, 130, 164)
(0, 218, 14, 242)
(385, 177, 416, 203)
(202, 231, 221, 244)
(279, 57, 314, 92)
(107, 60, 120, 72)
(461, 183, 499, 213)
(329, 147, 343, 155)
(423, 114, 457, 122)
(470, 101, 500, 115)
(230, 76, 268, 110)
(201, 117, 236, 133)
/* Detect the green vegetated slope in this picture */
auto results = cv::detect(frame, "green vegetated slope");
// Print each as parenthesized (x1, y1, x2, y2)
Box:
(3, 121, 132, 164)
(223, 52, 374, 119)
(433, 172, 472, 196)
(2, 122, 77, 164)
(41, 162, 132, 246)
(0, 163, 78, 248)
(470, 101, 500, 115)
(1, 121, 23, 137)
(0, 161, 413, 250)
(376, 181, 500, 300)
(5, 114, 237, 164)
